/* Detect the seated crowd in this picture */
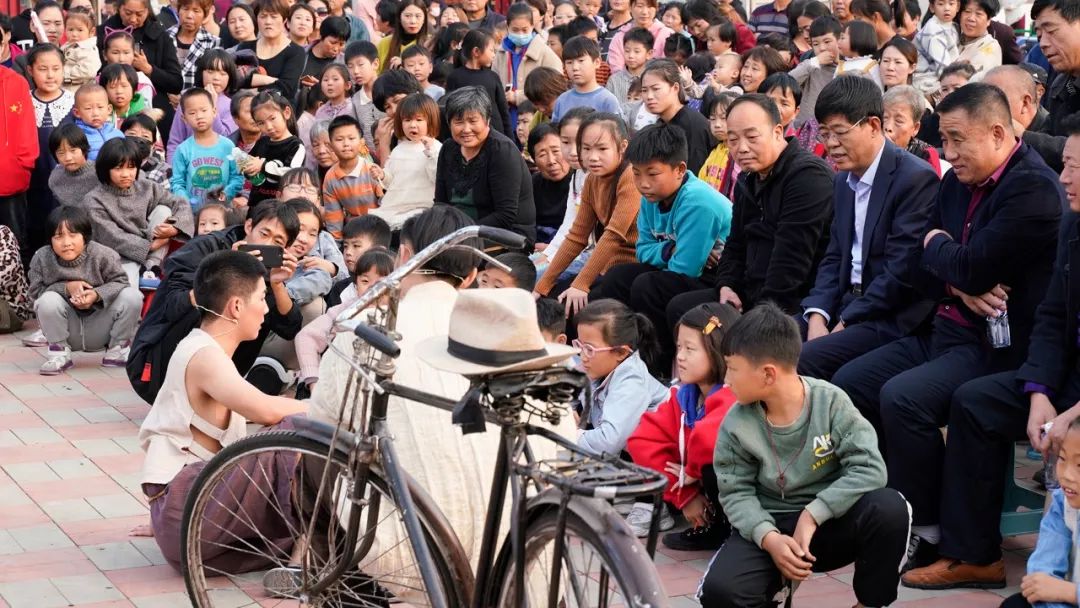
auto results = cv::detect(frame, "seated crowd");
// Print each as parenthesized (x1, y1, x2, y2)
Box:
(5, 0, 1080, 603)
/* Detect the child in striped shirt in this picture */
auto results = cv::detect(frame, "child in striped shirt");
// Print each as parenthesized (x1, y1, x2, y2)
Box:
(322, 115, 383, 239)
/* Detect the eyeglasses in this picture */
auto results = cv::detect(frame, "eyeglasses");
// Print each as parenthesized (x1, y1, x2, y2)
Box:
(571, 339, 625, 358)
(315, 8, 329, 15)
(282, 185, 320, 196)
(815, 116, 867, 144)
(798, 25, 811, 35)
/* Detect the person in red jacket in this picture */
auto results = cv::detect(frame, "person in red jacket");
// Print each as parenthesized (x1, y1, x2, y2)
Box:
(626, 302, 741, 551)
(0, 64, 38, 267)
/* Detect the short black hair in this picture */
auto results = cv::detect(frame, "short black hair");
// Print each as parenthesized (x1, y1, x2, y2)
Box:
(180, 87, 215, 113)
(320, 14, 351, 40)
(507, 1, 533, 23)
(761, 72, 803, 108)
(372, 69, 423, 113)
(99, 62, 139, 91)
(247, 200, 302, 246)
(26, 43, 63, 68)
(95, 137, 143, 185)
(720, 301, 801, 368)
(850, 0, 892, 22)
(284, 197, 324, 231)
(623, 27, 656, 50)
(686, 0, 723, 24)
(701, 89, 739, 120)
(526, 122, 559, 158)
(536, 297, 567, 337)
(342, 214, 392, 247)
(809, 14, 842, 38)
(562, 35, 601, 61)
(711, 19, 737, 44)
(1062, 113, 1080, 137)
(375, 0, 397, 22)
(344, 40, 379, 63)
(941, 61, 978, 81)
(487, 252, 537, 290)
(193, 250, 269, 320)
(48, 123, 90, 160)
(194, 49, 240, 95)
(328, 114, 362, 137)
(937, 81, 1012, 126)
(354, 246, 395, 277)
(399, 205, 479, 285)
(230, 89, 258, 119)
(625, 122, 688, 167)
(401, 43, 433, 62)
(963, 0, 1000, 18)
(728, 93, 783, 127)
(120, 112, 158, 141)
(47, 205, 93, 244)
(567, 15, 600, 37)
(547, 23, 569, 44)
(686, 51, 716, 82)
(844, 20, 879, 57)
(1032, 0, 1080, 21)
(814, 74, 883, 124)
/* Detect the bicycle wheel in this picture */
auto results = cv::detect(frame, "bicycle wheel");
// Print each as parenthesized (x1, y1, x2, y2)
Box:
(181, 429, 473, 607)
(484, 496, 669, 608)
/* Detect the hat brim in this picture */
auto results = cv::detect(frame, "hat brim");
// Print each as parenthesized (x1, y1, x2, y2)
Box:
(416, 335, 578, 377)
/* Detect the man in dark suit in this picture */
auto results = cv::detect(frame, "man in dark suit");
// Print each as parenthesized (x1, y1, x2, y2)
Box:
(832, 83, 1063, 587)
(799, 76, 939, 381)
(902, 118, 1080, 592)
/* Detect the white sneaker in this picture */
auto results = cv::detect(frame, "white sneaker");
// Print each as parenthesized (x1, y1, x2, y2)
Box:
(625, 502, 674, 538)
(40, 344, 73, 376)
(21, 329, 46, 347)
(102, 342, 130, 367)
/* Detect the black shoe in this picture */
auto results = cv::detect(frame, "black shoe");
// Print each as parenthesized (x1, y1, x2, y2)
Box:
(246, 357, 290, 395)
(661, 517, 731, 552)
(294, 381, 311, 401)
(902, 535, 940, 573)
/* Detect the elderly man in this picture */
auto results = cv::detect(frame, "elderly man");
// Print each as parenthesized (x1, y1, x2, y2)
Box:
(833, 83, 1063, 586)
(984, 65, 1052, 155)
(799, 76, 939, 382)
(664, 94, 834, 328)
(1019, 0, 1080, 171)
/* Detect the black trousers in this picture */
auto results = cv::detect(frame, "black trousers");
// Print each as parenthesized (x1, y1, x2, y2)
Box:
(0, 193, 30, 268)
(797, 319, 901, 382)
(589, 263, 711, 366)
(999, 593, 1030, 608)
(831, 320, 991, 526)
(938, 370, 1080, 564)
(698, 488, 910, 608)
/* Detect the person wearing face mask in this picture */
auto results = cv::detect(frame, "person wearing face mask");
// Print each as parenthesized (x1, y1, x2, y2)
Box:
(126, 201, 304, 404)
(495, 3, 562, 131)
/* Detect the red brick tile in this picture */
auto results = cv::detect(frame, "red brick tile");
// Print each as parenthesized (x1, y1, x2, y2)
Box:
(89, 453, 143, 477)
(20, 476, 124, 503)
(58, 516, 151, 546)
(72, 602, 135, 608)
(0, 442, 82, 464)
(2, 504, 50, 528)
(0, 547, 83, 568)
(793, 575, 855, 598)
(656, 546, 717, 562)
(654, 562, 708, 581)
(0, 413, 44, 431)
(897, 591, 1005, 607)
(21, 395, 109, 412)
(56, 422, 138, 441)
(105, 565, 187, 598)
(0, 548, 98, 583)
(662, 574, 705, 596)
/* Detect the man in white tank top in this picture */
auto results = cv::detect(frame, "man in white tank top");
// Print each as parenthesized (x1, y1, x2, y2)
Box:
(138, 250, 307, 572)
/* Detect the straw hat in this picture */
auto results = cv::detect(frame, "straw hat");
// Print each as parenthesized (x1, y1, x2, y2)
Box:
(417, 288, 577, 376)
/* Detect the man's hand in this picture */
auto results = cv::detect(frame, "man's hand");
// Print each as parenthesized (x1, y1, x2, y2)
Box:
(761, 531, 814, 581)
(270, 250, 299, 284)
(1027, 392, 1057, 450)
(923, 229, 951, 248)
(791, 510, 819, 563)
(300, 74, 319, 88)
(167, 93, 180, 109)
(682, 494, 711, 528)
(806, 314, 829, 341)
(719, 286, 743, 311)
(831, 320, 845, 334)
(1021, 573, 1078, 604)
(955, 284, 1009, 317)
(558, 287, 589, 317)
(153, 223, 179, 239)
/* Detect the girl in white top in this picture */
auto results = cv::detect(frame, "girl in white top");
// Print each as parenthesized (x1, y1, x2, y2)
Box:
(534, 107, 592, 273)
(914, 0, 961, 93)
(836, 20, 884, 90)
(369, 93, 442, 229)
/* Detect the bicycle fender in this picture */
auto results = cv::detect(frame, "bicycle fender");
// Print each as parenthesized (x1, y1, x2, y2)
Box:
(291, 416, 369, 459)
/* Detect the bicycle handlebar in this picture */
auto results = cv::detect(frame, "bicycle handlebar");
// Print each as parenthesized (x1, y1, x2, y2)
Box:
(478, 226, 526, 250)
(352, 322, 401, 358)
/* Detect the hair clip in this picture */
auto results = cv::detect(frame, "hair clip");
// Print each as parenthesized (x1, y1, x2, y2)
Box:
(703, 316, 722, 335)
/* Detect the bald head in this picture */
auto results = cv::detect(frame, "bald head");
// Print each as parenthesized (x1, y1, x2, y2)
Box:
(984, 65, 1039, 128)
(937, 82, 1013, 131)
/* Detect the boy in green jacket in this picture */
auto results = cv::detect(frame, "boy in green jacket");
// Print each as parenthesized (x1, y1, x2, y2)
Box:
(699, 303, 910, 607)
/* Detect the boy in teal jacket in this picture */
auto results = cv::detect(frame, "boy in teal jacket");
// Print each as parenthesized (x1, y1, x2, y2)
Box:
(697, 303, 910, 607)
(591, 122, 733, 368)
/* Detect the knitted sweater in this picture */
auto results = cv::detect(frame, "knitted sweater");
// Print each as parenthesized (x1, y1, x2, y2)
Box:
(715, 377, 887, 547)
(28, 241, 129, 308)
(48, 162, 98, 207)
(82, 181, 194, 263)
(369, 139, 441, 229)
(534, 167, 641, 294)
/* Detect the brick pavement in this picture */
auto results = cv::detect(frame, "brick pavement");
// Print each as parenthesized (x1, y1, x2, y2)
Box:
(0, 325, 1033, 607)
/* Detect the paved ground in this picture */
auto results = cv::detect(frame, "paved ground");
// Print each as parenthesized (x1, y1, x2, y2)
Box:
(0, 324, 1035, 607)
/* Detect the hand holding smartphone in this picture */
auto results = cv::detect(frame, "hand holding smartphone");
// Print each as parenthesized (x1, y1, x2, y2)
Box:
(238, 244, 284, 269)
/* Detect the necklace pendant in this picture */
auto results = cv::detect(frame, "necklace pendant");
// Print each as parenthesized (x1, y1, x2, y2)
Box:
(777, 474, 786, 500)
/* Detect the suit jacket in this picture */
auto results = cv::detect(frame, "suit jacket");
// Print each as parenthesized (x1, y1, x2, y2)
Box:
(1017, 212, 1080, 392)
(921, 142, 1063, 369)
(802, 141, 939, 334)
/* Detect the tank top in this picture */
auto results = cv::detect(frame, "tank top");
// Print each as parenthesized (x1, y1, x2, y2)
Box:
(138, 329, 249, 485)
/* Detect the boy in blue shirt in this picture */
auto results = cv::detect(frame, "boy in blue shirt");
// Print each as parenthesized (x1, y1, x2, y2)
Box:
(169, 88, 245, 212)
(72, 83, 123, 161)
(590, 122, 733, 368)
(552, 36, 622, 121)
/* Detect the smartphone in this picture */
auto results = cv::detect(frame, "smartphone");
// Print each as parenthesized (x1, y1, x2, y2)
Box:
(134, 41, 142, 54)
(164, 217, 177, 225)
(238, 244, 284, 269)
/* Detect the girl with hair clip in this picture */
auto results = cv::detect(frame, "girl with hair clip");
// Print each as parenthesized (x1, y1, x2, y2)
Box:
(166, 49, 240, 162)
(369, 93, 441, 229)
(573, 298, 669, 455)
(242, 90, 307, 211)
(533, 112, 641, 316)
(82, 137, 194, 287)
(627, 302, 741, 546)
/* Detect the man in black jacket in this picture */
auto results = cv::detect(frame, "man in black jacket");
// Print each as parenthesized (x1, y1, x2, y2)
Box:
(665, 94, 834, 328)
(799, 76, 938, 381)
(127, 202, 303, 404)
(833, 84, 1063, 588)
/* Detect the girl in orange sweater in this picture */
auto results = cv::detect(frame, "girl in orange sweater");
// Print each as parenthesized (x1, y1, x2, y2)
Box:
(532, 111, 642, 317)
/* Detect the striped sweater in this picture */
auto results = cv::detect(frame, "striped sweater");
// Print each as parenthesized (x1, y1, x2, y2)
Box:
(321, 158, 383, 238)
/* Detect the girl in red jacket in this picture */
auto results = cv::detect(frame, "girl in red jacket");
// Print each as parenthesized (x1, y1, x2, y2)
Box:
(626, 302, 741, 551)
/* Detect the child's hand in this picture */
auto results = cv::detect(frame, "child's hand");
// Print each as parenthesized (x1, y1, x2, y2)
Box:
(72, 288, 99, 310)
(815, 50, 836, 66)
(421, 136, 435, 151)
(761, 531, 814, 582)
(150, 237, 170, 252)
(153, 223, 179, 239)
(369, 165, 384, 181)
(682, 494, 711, 528)
(664, 461, 698, 487)
(387, 56, 402, 70)
(231, 196, 249, 211)
(65, 280, 91, 299)
(243, 157, 266, 176)
(301, 257, 337, 275)
(677, 65, 694, 86)
(791, 510, 819, 564)
(557, 287, 589, 317)
(1021, 573, 1078, 604)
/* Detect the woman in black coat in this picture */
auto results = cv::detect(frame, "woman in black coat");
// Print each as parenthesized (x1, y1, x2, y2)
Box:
(99, 0, 184, 134)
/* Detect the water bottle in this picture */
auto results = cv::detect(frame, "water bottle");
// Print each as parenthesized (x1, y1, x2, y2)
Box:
(229, 147, 253, 168)
(987, 310, 1011, 349)
(1042, 423, 1060, 490)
